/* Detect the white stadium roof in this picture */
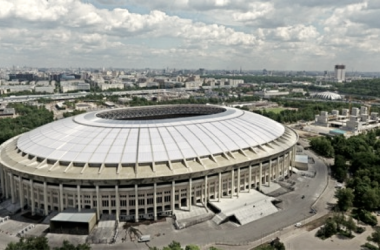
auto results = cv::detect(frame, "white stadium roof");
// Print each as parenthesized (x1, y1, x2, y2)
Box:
(313, 91, 342, 100)
(16, 105, 285, 165)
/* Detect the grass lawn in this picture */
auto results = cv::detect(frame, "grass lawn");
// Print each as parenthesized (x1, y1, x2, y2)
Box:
(265, 107, 285, 114)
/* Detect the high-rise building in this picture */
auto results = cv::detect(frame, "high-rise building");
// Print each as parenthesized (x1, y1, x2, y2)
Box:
(334, 64, 346, 82)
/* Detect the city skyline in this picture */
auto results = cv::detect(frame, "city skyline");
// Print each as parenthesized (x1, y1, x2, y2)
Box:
(1, 0, 380, 71)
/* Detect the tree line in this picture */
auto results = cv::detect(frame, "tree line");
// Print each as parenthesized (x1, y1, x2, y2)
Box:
(0, 103, 54, 145)
(254, 100, 353, 124)
(311, 130, 380, 225)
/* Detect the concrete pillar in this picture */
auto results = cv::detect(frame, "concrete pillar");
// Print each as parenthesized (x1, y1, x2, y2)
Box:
(231, 169, 234, 198)
(59, 184, 64, 212)
(96, 185, 100, 220)
(77, 185, 81, 212)
(269, 159, 272, 187)
(4, 171, 9, 199)
(282, 155, 285, 177)
(0, 167, 5, 198)
(135, 184, 138, 222)
(115, 186, 119, 221)
(291, 147, 295, 172)
(18, 177, 24, 210)
(218, 173, 222, 201)
(30, 180, 35, 215)
(259, 162, 263, 190)
(248, 165, 252, 192)
(90, 193, 93, 210)
(9, 173, 15, 204)
(144, 193, 147, 215)
(171, 181, 175, 212)
(277, 157, 280, 180)
(43, 182, 48, 215)
(153, 183, 157, 220)
(204, 176, 208, 203)
(237, 168, 240, 197)
(26, 182, 29, 207)
(188, 179, 192, 211)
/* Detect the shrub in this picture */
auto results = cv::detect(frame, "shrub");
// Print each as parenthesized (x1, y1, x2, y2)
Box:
(361, 242, 378, 250)
(352, 209, 378, 226)
(356, 227, 366, 234)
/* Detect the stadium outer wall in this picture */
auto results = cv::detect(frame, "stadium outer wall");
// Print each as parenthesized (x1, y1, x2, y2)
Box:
(0, 105, 298, 222)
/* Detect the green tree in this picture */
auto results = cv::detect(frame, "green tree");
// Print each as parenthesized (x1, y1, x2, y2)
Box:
(335, 188, 354, 212)
(310, 137, 334, 157)
(345, 217, 356, 236)
(370, 228, 380, 249)
(185, 245, 200, 250)
(331, 155, 348, 183)
(53, 240, 91, 250)
(163, 241, 182, 250)
(5, 236, 49, 250)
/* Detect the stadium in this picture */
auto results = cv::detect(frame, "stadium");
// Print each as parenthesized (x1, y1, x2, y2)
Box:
(0, 104, 298, 222)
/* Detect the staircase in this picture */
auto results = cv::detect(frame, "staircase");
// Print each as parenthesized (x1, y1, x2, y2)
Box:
(212, 212, 228, 225)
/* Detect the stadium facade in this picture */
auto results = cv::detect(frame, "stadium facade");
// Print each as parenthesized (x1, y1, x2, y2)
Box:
(0, 105, 298, 222)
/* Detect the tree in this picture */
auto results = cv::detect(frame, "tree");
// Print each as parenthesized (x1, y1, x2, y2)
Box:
(5, 236, 50, 250)
(310, 137, 334, 158)
(53, 240, 91, 250)
(335, 188, 354, 212)
(316, 218, 337, 239)
(345, 217, 356, 236)
(185, 245, 200, 250)
(370, 228, 380, 249)
(163, 241, 182, 250)
(331, 155, 348, 183)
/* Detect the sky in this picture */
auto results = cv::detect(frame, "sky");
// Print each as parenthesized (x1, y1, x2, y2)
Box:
(0, 0, 380, 71)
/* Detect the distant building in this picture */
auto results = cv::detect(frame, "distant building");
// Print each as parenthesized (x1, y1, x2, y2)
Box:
(60, 81, 90, 93)
(313, 91, 342, 100)
(35, 86, 55, 94)
(0, 107, 15, 118)
(255, 90, 289, 98)
(334, 65, 346, 82)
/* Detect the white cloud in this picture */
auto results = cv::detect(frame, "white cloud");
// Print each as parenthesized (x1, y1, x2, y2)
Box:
(0, 0, 380, 70)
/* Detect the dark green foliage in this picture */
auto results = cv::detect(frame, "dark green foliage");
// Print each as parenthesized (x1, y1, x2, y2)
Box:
(62, 109, 86, 118)
(369, 228, 380, 249)
(345, 217, 357, 236)
(255, 99, 354, 124)
(352, 209, 377, 226)
(5, 237, 90, 250)
(5, 236, 50, 250)
(361, 242, 378, 250)
(184, 245, 200, 250)
(335, 188, 354, 212)
(356, 227, 366, 234)
(316, 218, 337, 239)
(53, 240, 91, 250)
(333, 79, 380, 97)
(331, 155, 348, 183)
(310, 137, 334, 158)
(0, 103, 54, 144)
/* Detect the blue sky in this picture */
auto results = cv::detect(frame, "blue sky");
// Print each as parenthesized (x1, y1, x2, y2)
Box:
(0, 0, 380, 71)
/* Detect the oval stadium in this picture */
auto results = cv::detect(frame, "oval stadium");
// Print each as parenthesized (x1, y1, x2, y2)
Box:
(0, 104, 298, 223)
